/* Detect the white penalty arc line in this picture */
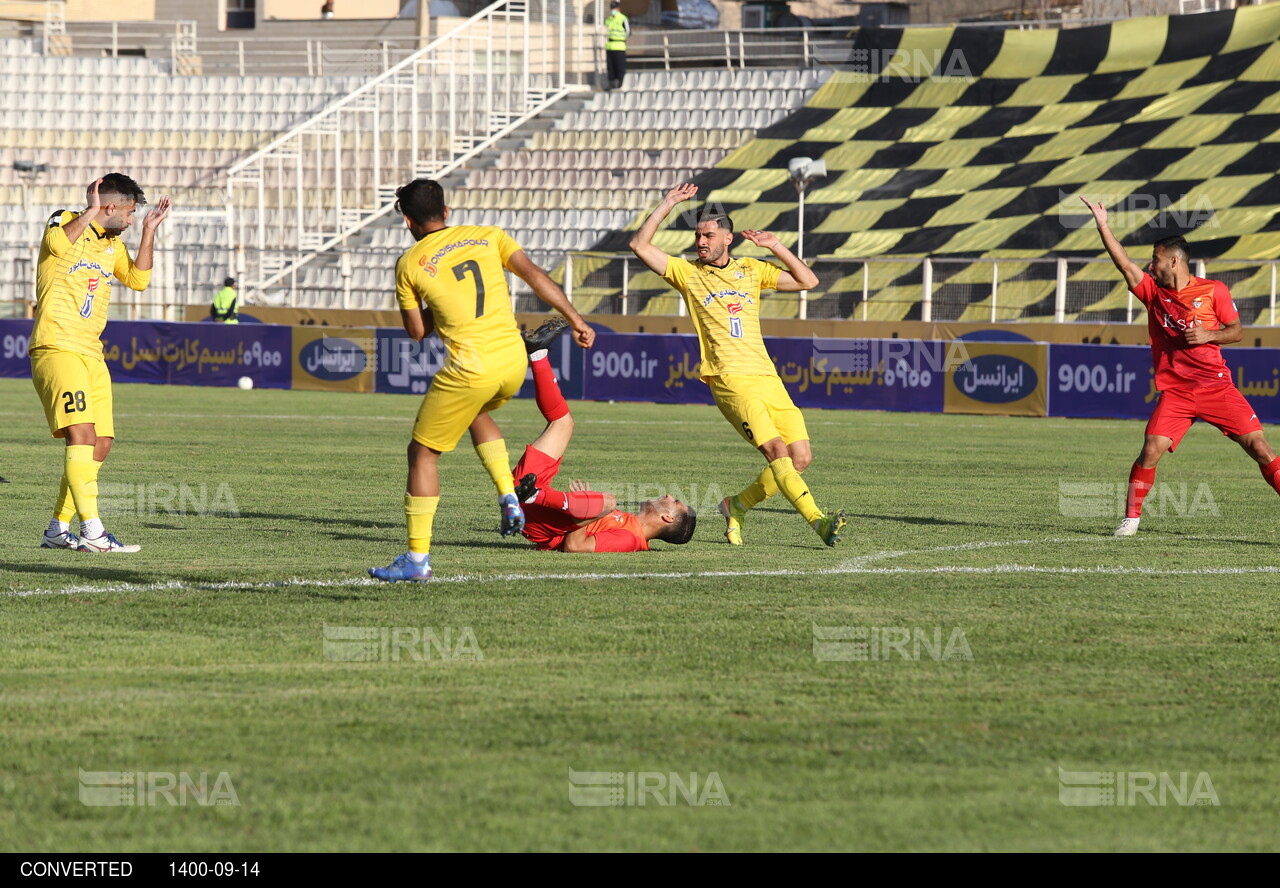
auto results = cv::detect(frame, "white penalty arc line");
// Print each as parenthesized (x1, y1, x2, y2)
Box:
(9, 537, 1280, 597)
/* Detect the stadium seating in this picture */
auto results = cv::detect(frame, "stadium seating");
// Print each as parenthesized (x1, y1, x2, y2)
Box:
(442, 66, 828, 276)
(587, 6, 1280, 322)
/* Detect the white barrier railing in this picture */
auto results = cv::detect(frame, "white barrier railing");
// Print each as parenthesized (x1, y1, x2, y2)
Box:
(3, 247, 1277, 325)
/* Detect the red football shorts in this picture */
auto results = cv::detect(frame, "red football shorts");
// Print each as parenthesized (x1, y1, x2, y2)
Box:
(512, 444, 574, 550)
(1146, 383, 1262, 451)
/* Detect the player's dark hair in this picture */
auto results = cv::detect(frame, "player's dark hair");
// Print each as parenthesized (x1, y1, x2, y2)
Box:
(100, 172, 145, 205)
(698, 212, 734, 234)
(395, 178, 446, 225)
(657, 506, 697, 545)
(1154, 234, 1190, 261)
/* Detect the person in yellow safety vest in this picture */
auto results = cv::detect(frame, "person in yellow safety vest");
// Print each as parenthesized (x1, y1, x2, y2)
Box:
(211, 277, 239, 324)
(605, 0, 630, 91)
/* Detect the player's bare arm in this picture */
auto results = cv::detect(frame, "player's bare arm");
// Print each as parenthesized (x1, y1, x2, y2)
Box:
(59, 178, 105, 246)
(506, 250, 595, 349)
(1185, 319, 1242, 347)
(399, 306, 435, 342)
(134, 194, 172, 272)
(741, 229, 818, 291)
(560, 525, 598, 553)
(1081, 197, 1143, 290)
(629, 183, 698, 277)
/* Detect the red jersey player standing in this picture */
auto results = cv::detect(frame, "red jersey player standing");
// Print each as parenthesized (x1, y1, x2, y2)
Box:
(1083, 197, 1280, 536)
(512, 319, 697, 553)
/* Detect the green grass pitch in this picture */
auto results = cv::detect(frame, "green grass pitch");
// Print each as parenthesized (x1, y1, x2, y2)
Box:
(1, 377, 1278, 851)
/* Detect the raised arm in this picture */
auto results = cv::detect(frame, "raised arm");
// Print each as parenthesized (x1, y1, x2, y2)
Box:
(740, 229, 818, 291)
(628, 183, 698, 277)
(506, 250, 595, 349)
(133, 194, 172, 273)
(1081, 197, 1143, 291)
(58, 179, 105, 247)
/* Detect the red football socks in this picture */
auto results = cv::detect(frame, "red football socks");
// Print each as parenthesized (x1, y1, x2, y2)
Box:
(1261, 456, 1280, 495)
(1126, 463, 1156, 518)
(532, 356, 569, 422)
(535, 486, 607, 520)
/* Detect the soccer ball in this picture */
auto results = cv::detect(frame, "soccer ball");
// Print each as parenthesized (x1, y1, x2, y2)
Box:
(237, 376, 254, 390)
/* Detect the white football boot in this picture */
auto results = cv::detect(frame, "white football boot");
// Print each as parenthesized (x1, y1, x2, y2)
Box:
(77, 531, 141, 553)
(1113, 517, 1140, 537)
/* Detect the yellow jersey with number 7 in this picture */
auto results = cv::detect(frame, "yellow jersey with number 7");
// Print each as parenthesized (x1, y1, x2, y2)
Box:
(395, 225, 526, 372)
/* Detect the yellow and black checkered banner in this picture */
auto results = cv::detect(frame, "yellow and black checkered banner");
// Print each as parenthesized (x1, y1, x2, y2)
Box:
(595, 6, 1280, 319)
(944, 342, 1048, 417)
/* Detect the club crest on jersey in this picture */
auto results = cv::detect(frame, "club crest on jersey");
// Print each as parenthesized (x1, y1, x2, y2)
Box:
(735, 270, 744, 279)
(1192, 298, 1203, 309)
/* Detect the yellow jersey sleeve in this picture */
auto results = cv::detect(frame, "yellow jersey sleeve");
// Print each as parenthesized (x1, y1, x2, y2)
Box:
(661, 254, 694, 295)
(112, 242, 150, 291)
(755, 258, 781, 291)
(395, 252, 419, 312)
(497, 228, 521, 266)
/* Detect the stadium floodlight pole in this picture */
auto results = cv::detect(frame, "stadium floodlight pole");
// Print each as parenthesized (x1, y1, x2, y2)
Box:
(788, 157, 826, 319)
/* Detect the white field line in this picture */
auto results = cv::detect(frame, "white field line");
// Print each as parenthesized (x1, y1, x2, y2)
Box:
(9, 537, 1280, 597)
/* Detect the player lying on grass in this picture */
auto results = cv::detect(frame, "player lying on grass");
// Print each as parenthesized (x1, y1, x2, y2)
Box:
(629, 183, 845, 548)
(512, 319, 696, 552)
(368, 179, 594, 583)
(1083, 197, 1280, 536)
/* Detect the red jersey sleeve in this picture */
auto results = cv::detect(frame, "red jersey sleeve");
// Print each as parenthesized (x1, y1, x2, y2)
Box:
(1130, 272, 1156, 305)
(1212, 280, 1238, 327)
(588, 526, 649, 553)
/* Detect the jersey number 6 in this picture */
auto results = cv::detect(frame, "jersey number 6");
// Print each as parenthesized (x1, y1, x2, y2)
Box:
(452, 260, 486, 318)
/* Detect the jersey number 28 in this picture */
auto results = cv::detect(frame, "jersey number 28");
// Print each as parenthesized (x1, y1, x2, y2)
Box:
(452, 260, 486, 317)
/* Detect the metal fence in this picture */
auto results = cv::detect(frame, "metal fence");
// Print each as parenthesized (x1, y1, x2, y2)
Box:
(5, 246, 1277, 325)
(562, 253, 1280, 325)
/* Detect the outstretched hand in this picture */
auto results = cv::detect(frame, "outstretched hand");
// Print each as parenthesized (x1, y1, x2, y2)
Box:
(143, 194, 173, 231)
(568, 479, 592, 493)
(1080, 196, 1108, 228)
(664, 183, 698, 206)
(740, 229, 780, 249)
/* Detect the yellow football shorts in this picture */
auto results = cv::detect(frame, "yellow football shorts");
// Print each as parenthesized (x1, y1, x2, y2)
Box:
(30, 348, 114, 439)
(411, 354, 527, 452)
(707, 373, 809, 447)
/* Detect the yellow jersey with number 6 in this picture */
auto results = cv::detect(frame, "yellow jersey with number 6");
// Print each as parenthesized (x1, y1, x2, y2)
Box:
(31, 210, 151, 359)
(395, 225, 526, 371)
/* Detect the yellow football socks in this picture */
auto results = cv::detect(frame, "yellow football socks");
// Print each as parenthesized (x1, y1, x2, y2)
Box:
(53, 472, 76, 524)
(769, 456, 823, 525)
(65, 445, 101, 522)
(405, 493, 439, 554)
(735, 466, 780, 512)
(474, 438, 516, 497)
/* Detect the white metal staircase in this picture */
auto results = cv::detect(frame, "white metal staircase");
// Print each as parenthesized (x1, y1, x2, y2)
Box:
(226, 0, 592, 298)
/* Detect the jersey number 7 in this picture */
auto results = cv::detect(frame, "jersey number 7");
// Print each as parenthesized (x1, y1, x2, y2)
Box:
(452, 260, 486, 318)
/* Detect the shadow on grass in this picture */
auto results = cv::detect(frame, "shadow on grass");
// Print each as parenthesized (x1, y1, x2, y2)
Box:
(3, 562, 166, 587)
(235, 512, 401, 531)
(850, 512, 1002, 528)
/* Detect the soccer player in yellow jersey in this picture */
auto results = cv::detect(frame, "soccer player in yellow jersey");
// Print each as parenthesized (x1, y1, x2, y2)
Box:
(630, 183, 846, 547)
(369, 178, 595, 582)
(30, 174, 171, 553)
